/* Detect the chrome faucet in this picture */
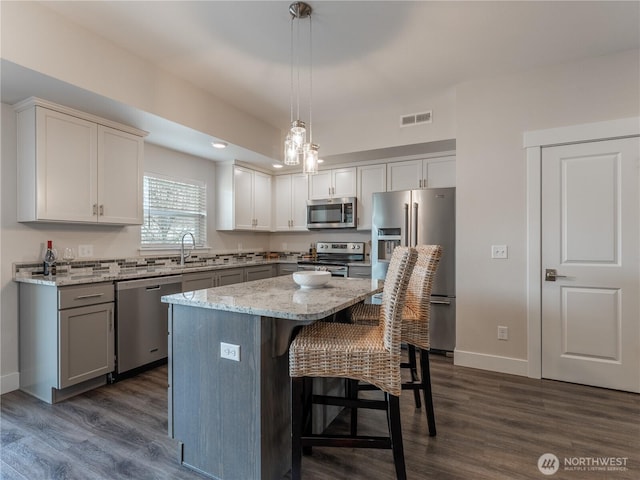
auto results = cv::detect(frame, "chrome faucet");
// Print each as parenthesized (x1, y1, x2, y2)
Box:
(180, 232, 195, 266)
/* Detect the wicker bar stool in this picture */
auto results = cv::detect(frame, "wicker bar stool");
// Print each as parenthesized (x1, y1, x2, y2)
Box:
(289, 246, 418, 480)
(349, 244, 442, 437)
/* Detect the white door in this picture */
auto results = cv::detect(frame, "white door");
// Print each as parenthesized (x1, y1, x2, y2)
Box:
(273, 175, 292, 231)
(290, 173, 309, 230)
(387, 159, 422, 191)
(357, 164, 386, 230)
(541, 137, 639, 393)
(253, 170, 272, 230)
(332, 167, 357, 197)
(97, 126, 143, 225)
(233, 166, 254, 229)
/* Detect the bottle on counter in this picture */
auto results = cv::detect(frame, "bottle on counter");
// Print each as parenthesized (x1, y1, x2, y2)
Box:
(43, 240, 57, 276)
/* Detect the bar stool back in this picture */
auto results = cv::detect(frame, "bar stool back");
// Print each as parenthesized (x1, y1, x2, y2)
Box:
(349, 244, 442, 436)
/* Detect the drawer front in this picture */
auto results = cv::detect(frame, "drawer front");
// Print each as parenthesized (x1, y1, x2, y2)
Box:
(58, 283, 114, 309)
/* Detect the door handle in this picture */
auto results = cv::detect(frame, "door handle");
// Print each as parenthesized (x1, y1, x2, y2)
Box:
(545, 269, 568, 282)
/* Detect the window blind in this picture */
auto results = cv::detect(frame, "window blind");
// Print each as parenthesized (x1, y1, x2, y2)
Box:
(142, 174, 207, 247)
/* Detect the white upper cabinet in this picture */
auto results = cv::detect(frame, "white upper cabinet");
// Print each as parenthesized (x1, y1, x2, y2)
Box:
(274, 173, 308, 231)
(15, 99, 145, 224)
(216, 164, 272, 231)
(357, 164, 386, 230)
(309, 167, 357, 199)
(97, 126, 144, 224)
(387, 155, 456, 191)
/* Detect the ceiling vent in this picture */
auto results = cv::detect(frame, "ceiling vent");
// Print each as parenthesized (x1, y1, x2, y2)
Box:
(400, 110, 432, 127)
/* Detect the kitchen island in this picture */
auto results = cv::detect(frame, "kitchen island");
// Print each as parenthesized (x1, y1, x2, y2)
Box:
(162, 275, 382, 480)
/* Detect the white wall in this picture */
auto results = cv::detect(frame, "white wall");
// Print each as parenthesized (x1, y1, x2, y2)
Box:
(454, 49, 640, 375)
(316, 86, 457, 157)
(0, 1, 280, 159)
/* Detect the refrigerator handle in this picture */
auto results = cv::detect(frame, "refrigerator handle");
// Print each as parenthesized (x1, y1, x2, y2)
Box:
(403, 203, 409, 247)
(412, 202, 419, 247)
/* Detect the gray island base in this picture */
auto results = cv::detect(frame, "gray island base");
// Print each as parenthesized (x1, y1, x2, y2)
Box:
(162, 276, 382, 480)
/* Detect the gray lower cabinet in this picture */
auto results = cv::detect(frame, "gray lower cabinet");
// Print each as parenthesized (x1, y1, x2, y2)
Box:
(218, 268, 245, 286)
(19, 282, 115, 403)
(348, 265, 371, 278)
(244, 264, 275, 282)
(182, 268, 244, 292)
(277, 263, 298, 276)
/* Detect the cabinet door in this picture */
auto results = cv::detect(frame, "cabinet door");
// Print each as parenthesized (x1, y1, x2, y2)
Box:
(348, 266, 371, 278)
(253, 170, 272, 231)
(97, 126, 143, 224)
(277, 263, 298, 276)
(387, 160, 422, 191)
(332, 167, 357, 197)
(245, 265, 274, 282)
(182, 272, 215, 292)
(273, 175, 293, 231)
(35, 107, 98, 222)
(290, 173, 309, 230)
(58, 303, 114, 389)
(357, 164, 386, 230)
(309, 171, 332, 199)
(234, 166, 255, 229)
(425, 157, 456, 188)
(217, 268, 244, 286)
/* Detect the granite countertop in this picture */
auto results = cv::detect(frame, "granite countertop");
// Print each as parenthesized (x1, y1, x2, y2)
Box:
(14, 259, 298, 287)
(162, 275, 383, 321)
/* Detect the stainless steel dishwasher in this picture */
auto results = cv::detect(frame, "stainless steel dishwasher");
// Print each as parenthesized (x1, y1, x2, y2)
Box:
(115, 275, 182, 376)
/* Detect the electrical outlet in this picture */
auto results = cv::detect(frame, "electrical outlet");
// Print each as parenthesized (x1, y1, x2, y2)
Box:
(220, 342, 240, 362)
(491, 245, 508, 259)
(78, 244, 93, 258)
(497, 326, 509, 340)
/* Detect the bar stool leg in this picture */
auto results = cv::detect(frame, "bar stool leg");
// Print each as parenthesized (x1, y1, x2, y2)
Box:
(349, 378, 359, 436)
(406, 344, 422, 408)
(291, 376, 304, 480)
(387, 393, 407, 480)
(420, 349, 436, 437)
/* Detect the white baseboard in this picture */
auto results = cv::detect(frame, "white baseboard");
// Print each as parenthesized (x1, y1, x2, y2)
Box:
(453, 350, 529, 377)
(1, 372, 20, 395)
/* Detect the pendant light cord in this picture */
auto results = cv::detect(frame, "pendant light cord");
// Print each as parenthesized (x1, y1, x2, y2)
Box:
(290, 15, 294, 124)
(308, 13, 313, 143)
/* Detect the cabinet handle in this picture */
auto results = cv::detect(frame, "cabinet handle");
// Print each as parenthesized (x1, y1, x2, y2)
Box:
(99, 205, 104, 216)
(423, 178, 427, 188)
(75, 293, 104, 300)
(109, 312, 113, 332)
(93, 204, 98, 215)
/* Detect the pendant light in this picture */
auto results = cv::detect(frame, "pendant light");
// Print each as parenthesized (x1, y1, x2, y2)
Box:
(284, 2, 319, 174)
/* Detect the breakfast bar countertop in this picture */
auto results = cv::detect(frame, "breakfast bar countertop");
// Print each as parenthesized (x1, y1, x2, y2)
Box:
(162, 275, 382, 321)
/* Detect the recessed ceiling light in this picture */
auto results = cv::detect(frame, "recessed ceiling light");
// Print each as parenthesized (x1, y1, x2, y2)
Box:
(273, 163, 284, 169)
(211, 141, 228, 149)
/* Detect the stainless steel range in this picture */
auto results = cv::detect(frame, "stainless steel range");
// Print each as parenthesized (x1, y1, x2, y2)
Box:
(297, 242, 365, 277)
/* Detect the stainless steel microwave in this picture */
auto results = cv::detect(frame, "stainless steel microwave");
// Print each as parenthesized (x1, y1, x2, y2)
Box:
(307, 197, 357, 229)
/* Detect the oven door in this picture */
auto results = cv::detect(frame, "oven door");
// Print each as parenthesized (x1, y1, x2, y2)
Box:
(297, 264, 348, 278)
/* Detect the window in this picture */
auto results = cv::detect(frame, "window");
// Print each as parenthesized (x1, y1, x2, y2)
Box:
(142, 173, 207, 248)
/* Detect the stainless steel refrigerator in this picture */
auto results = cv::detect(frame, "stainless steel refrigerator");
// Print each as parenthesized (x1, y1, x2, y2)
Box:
(371, 187, 455, 352)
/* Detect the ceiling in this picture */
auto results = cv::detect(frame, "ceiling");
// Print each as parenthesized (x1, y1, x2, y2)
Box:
(2, 1, 639, 170)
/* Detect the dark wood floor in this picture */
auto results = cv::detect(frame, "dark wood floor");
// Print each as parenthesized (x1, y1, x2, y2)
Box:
(1, 354, 638, 479)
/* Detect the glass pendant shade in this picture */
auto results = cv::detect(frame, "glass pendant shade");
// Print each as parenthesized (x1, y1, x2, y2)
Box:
(302, 143, 319, 175)
(290, 120, 306, 148)
(284, 134, 300, 165)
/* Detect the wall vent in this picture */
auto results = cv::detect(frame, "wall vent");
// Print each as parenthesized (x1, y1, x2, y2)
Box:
(400, 110, 432, 127)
